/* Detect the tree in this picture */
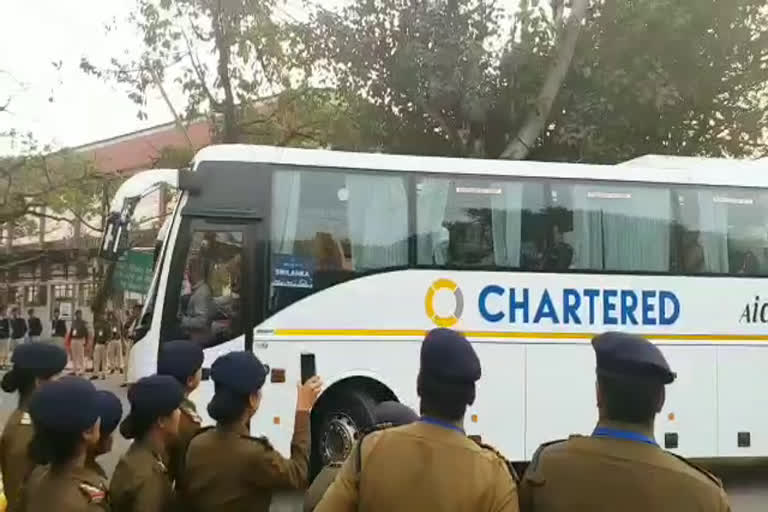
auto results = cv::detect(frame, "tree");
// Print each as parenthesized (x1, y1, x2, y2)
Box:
(0, 131, 113, 235)
(298, 0, 589, 159)
(82, 0, 291, 144)
(300, 0, 768, 162)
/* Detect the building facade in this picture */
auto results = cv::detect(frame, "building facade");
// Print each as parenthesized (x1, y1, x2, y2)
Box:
(1, 119, 212, 333)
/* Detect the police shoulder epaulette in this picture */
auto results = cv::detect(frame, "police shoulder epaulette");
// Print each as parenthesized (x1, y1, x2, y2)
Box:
(245, 435, 276, 452)
(666, 451, 723, 489)
(181, 406, 202, 425)
(354, 422, 394, 474)
(20, 412, 31, 425)
(78, 482, 106, 504)
(528, 438, 568, 474)
(472, 439, 519, 482)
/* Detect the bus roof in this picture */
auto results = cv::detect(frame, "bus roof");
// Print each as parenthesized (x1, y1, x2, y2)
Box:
(193, 144, 768, 189)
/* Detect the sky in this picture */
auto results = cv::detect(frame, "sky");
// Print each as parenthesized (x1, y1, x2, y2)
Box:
(1, 0, 513, 155)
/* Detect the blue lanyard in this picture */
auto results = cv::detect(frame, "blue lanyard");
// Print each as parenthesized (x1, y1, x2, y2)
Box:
(420, 416, 465, 434)
(592, 427, 657, 447)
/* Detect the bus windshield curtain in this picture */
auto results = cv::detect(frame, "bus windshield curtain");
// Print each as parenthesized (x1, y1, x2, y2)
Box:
(271, 171, 302, 254)
(571, 185, 672, 272)
(417, 179, 451, 264)
(490, 182, 523, 267)
(346, 174, 408, 270)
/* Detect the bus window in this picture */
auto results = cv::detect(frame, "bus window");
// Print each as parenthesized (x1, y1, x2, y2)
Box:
(269, 169, 408, 314)
(675, 187, 768, 275)
(170, 229, 244, 346)
(417, 177, 540, 269)
(555, 182, 673, 273)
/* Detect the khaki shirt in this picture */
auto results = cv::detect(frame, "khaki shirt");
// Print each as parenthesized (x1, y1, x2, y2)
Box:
(20, 464, 109, 512)
(168, 399, 201, 484)
(86, 457, 108, 480)
(110, 440, 174, 512)
(304, 464, 341, 512)
(177, 410, 310, 512)
(314, 421, 519, 512)
(519, 432, 731, 512)
(0, 407, 35, 512)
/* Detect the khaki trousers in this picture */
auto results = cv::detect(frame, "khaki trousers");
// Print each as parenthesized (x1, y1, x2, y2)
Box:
(107, 339, 123, 371)
(71, 338, 86, 375)
(93, 344, 107, 377)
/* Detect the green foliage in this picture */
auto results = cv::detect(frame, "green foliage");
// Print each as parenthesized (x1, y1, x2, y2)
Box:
(300, 0, 768, 161)
(0, 131, 108, 231)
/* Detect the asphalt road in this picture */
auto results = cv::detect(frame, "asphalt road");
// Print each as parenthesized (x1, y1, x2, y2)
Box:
(0, 375, 766, 511)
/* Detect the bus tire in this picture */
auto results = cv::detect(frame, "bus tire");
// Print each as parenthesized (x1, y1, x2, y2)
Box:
(312, 388, 378, 474)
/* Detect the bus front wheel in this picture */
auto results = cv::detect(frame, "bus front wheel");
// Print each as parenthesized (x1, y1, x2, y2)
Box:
(314, 389, 378, 469)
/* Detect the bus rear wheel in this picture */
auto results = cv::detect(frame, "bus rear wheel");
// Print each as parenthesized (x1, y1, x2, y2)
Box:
(314, 389, 378, 470)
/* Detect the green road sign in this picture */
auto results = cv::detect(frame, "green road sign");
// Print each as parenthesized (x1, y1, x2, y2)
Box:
(112, 250, 153, 294)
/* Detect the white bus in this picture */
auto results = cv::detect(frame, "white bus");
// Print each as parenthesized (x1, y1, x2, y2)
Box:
(106, 145, 768, 468)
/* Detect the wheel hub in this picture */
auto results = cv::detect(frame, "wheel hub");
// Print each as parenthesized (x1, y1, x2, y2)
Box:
(321, 413, 360, 464)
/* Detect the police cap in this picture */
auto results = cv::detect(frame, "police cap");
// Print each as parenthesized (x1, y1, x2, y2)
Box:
(1, 343, 67, 392)
(210, 351, 267, 395)
(592, 331, 676, 384)
(158, 340, 204, 385)
(95, 390, 123, 436)
(121, 375, 184, 439)
(29, 377, 99, 433)
(420, 328, 481, 384)
(373, 401, 418, 427)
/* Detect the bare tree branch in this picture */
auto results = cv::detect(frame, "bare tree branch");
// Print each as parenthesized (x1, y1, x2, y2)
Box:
(501, 0, 589, 160)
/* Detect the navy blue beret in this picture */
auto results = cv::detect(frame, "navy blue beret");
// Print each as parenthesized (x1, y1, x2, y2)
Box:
(95, 390, 123, 436)
(29, 377, 99, 433)
(420, 329, 481, 384)
(1, 343, 68, 392)
(211, 351, 266, 395)
(158, 340, 204, 384)
(373, 401, 418, 427)
(121, 375, 184, 439)
(592, 331, 676, 384)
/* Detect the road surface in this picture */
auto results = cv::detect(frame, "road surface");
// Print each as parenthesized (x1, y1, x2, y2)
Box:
(0, 374, 765, 511)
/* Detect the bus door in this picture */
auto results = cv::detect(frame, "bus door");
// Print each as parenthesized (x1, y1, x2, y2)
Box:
(160, 217, 267, 426)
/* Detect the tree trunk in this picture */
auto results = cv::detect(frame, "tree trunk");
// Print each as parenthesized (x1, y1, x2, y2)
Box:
(501, 0, 589, 160)
(212, 1, 238, 143)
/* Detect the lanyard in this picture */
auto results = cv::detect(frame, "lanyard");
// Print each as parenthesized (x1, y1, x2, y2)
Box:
(420, 416, 465, 434)
(592, 427, 657, 447)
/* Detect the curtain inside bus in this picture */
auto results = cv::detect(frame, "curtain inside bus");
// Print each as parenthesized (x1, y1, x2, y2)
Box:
(416, 179, 451, 264)
(272, 171, 302, 253)
(490, 182, 523, 267)
(570, 185, 672, 272)
(346, 174, 408, 270)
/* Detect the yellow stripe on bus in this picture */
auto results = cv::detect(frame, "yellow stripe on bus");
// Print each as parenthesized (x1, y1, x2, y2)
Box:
(273, 329, 768, 342)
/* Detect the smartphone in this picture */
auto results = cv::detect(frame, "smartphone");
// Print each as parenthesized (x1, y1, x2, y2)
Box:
(300, 353, 316, 384)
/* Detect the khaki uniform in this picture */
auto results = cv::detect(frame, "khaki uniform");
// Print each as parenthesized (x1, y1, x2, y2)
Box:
(178, 410, 310, 512)
(19, 464, 109, 512)
(168, 398, 202, 484)
(518, 434, 731, 512)
(314, 421, 519, 512)
(0, 408, 35, 512)
(304, 463, 341, 512)
(86, 457, 108, 480)
(110, 440, 174, 512)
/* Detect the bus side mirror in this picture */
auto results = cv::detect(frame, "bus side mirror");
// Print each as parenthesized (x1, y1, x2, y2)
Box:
(99, 212, 129, 261)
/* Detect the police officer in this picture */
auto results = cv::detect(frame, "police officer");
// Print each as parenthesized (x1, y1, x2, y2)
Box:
(304, 401, 419, 512)
(157, 340, 204, 482)
(110, 375, 184, 512)
(21, 376, 108, 511)
(87, 390, 124, 479)
(0, 342, 67, 512)
(177, 351, 323, 512)
(518, 331, 731, 512)
(315, 328, 519, 512)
